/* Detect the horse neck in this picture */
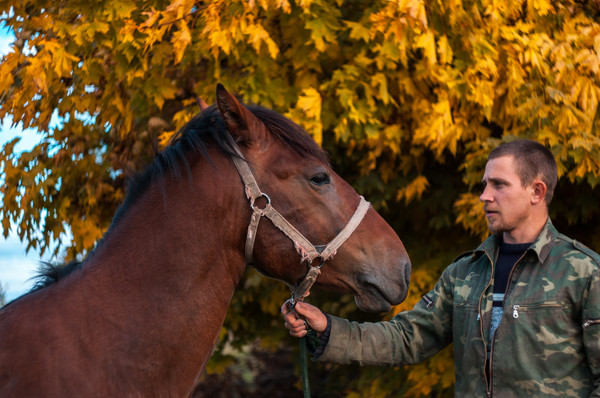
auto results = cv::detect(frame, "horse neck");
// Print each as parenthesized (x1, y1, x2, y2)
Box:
(71, 152, 249, 392)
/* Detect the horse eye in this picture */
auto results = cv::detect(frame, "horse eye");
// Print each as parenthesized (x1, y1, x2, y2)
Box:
(310, 173, 331, 186)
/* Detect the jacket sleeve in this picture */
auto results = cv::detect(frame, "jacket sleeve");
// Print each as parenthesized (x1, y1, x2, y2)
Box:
(583, 267, 600, 396)
(317, 266, 456, 366)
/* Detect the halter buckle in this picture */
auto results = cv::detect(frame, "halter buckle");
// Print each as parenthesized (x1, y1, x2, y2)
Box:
(250, 193, 271, 211)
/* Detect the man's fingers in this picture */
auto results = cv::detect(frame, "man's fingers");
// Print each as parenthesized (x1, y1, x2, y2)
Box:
(284, 313, 305, 329)
(282, 300, 325, 337)
(289, 329, 308, 338)
(280, 300, 293, 316)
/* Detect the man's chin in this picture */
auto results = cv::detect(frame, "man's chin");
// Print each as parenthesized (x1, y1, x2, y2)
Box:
(487, 223, 504, 236)
(487, 223, 507, 238)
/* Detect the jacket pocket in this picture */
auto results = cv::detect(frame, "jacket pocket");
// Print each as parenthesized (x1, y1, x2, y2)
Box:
(583, 319, 600, 328)
(510, 301, 566, 319)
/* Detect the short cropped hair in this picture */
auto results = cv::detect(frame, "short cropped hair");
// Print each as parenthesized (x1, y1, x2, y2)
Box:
(488, 139, 558, 205)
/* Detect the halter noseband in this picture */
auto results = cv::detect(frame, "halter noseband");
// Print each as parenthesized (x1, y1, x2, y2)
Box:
(228, 135, 371, 304)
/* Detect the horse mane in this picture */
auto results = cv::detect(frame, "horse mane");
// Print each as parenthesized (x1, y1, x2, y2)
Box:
(23, 102, 329, 294)
(111, 104, 329, 227)
(29, 261, 83, 293)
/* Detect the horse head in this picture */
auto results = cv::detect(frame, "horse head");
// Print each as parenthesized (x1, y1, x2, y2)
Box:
(215, 84, 411, 312)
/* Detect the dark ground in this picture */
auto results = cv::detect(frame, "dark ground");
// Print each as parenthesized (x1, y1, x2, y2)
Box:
(193, 344, 306, 398)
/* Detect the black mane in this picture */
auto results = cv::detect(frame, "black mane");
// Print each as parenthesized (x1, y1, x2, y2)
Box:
(24, 102, 329, 294)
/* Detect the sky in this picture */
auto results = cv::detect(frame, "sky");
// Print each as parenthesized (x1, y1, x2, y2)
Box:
(0, 25, 45, 302)
(0, 118, 44, 302)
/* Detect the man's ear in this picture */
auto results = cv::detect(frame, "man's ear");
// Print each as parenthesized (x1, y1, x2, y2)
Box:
(215, 83, 271, 152)
(531, 180, 547, 205)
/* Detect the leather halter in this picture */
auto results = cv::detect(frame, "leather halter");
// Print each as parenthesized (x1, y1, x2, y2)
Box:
(228, 136, 371, 304)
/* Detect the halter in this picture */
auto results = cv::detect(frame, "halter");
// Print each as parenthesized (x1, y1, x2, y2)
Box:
(227, 134, 371, 305)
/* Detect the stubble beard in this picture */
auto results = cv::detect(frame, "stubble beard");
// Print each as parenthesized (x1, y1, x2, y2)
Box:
(486, 215, 507, 236)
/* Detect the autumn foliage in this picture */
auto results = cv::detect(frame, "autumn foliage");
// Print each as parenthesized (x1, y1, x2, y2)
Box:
(2, 0, 600, 396)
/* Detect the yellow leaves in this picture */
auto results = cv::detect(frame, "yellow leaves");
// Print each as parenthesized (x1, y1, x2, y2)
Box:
(0, 51, 19, 94)
(288, 87, 322, 144)
(296, 87, 321, 119)
(575, 48, 600, 76)
(412, 93, 459, 156)
(396, 175, 429, 204)
(25, 56, 49, 94)
(51, 46, 80, 77)
(250, 0, 292, 13)
(345, 20, 370, 42)
(200, 0, 282, 60)
(454, 193, 488, 240)
(345, 378, 388, 398)
(437, 35, 454, 65)
(71, 21, 110, 46)
(576, 79, 600, 113)
(529, 0, 553, 17)
(104, 0, 137, 21)
(368, 0, 428, 68)
(139, 0, 197, 61)
(384, 0, 428, 29)
(404, 346, 455, 397)
(415, 30, 437, 66)
(304, 9, 342, 52)
(371, 73, 390, 105)
(164, 0, 197, 19)
(69, 214, 104, 252)
(172, 20, 192, 63)
(140, 8, 161, 30)
(244, 22, 280, 59)
(30, 39, 75, 78)
(142, 24, 168, 52)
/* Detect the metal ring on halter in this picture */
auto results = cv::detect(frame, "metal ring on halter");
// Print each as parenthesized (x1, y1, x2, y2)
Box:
(288, 295, 297, 311)
(250, 193, 271, 211)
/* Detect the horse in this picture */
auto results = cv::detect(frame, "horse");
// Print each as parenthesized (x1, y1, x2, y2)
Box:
(0, 84, 411, 397)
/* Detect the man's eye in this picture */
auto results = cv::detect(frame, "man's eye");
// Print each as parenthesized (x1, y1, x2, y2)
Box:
(310, 173, 331, 186)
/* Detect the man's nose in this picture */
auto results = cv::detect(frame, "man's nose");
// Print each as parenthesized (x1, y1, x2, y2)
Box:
(480, 186, 492, 202)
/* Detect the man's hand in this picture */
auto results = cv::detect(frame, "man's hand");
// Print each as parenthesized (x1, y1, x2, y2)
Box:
(281, 300, 328, 338)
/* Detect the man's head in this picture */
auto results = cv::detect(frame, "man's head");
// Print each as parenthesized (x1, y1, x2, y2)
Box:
(480, 139, 558, 243)
(487, 139, 557, 205)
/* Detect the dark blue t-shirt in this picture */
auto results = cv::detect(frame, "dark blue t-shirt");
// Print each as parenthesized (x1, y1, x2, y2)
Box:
(489, 241, 531, 345)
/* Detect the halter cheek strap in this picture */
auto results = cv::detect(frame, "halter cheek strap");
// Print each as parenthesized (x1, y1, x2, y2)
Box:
(228, 136, 370, 303)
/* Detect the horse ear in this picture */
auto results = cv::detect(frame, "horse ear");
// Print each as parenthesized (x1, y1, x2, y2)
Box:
(216, 83, 271, 151)
(197, 97, 210, 112)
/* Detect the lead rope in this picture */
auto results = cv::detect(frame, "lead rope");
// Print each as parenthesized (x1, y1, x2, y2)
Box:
(300, 336, 311, 398)
(287, 300, 313, 398)
(287, 260, 323, 398)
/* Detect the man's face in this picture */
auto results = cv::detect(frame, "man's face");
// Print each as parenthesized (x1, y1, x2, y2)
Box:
(480, 156, 534, 237)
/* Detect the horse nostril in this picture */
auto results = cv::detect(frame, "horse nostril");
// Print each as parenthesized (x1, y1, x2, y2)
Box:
(403, 260, 412, 287)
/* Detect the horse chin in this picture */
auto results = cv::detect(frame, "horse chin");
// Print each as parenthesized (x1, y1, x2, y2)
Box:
(354, 295, 393, 313)
(353, 274, 410, 313)
(354, 283, 408, 313)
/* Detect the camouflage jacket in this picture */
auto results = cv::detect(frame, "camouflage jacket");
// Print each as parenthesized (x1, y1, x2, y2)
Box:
(318, 220, 600, 397)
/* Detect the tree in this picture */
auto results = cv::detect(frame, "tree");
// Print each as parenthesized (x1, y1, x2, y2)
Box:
(2, 0, 600, 396)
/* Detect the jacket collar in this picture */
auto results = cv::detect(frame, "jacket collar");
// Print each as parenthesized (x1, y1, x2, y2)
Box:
(472, 218, 557, 265)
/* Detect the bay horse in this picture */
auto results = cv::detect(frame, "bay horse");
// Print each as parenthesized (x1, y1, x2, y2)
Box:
(0, 84, 411, 397)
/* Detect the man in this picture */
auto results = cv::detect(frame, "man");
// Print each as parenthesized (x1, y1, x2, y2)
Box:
(282, 139, 600, 396)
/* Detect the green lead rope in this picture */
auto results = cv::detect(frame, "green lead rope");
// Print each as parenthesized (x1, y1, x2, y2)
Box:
(299, 329, 321, 398)
(299, 336, 311, 398)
